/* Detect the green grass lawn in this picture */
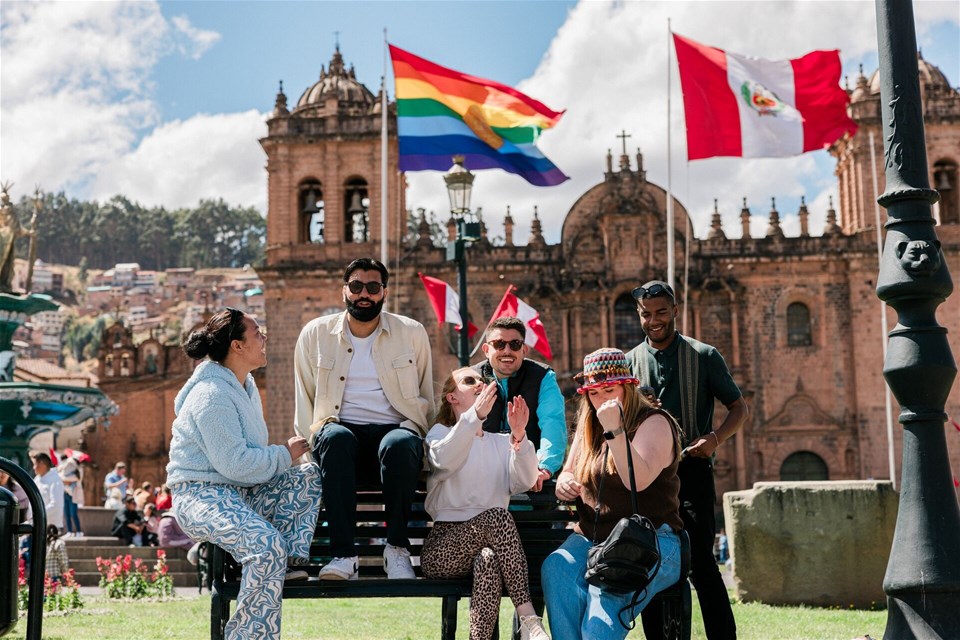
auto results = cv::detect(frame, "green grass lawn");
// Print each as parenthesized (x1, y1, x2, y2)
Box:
(25, 592, 886, 639)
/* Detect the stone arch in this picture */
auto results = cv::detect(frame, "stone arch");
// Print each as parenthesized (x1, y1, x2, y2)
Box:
(780, 450, 829, 481)
(343, 176, 370, 243)
(298, 178, 324, 244)
(774, 287, 819, 348)
(933, 158, 958, 224)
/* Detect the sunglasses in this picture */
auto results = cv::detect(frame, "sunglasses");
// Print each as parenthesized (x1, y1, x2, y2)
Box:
(487, 339, 524, 352)
(346, 280, 385, 295)
(457, 375, 493, 388)
(631, 283, 675, 300)
(573, 371, 614, 385)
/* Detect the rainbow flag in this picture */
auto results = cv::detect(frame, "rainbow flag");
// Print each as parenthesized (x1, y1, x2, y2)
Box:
(389, 44, 568, 187)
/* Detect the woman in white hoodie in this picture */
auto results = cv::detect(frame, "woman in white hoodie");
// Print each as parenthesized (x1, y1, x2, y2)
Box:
(421, 368, 549, 640)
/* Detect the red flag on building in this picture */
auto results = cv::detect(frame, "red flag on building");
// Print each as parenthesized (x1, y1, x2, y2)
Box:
(418, 273, 478, 337)
(673, 33, 857, 160)
(488, 285, 552, 360)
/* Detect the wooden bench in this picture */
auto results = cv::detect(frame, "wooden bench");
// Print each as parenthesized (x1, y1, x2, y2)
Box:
(210, 482, 691, 639)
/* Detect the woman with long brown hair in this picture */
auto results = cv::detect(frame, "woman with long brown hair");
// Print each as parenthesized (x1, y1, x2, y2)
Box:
(542, 348, 683, 639)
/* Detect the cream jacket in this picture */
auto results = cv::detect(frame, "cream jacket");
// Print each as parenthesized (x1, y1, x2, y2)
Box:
(294, 310, 435, 443)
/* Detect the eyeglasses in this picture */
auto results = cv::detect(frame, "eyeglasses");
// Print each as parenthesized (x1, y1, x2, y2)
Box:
(487, 339, 524, 352)
(631, 283, 675, 300)
(346, 280, 385, 295)
(457, 375, 493, 388)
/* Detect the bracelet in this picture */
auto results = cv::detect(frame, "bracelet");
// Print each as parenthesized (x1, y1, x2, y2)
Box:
(602, 426, 625, 441)
(711, 431, 720, 447)
(511, 433, 526, 444)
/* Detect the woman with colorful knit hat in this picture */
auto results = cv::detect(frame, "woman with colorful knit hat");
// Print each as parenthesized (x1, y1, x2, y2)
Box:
(542, 348, 684, 640)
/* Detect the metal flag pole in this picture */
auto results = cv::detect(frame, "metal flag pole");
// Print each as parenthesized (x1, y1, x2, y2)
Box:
(381, 28, 389, 267)
(666, 17, 675, 291)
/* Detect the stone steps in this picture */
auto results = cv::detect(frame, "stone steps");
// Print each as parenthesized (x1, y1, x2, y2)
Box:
(61, 537, 201, 588)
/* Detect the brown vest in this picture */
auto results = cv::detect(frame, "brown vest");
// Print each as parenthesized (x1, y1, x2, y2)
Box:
(574, 408, 682, 541)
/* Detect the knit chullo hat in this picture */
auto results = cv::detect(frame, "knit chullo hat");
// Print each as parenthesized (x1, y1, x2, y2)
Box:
(574, 348, 640, 394)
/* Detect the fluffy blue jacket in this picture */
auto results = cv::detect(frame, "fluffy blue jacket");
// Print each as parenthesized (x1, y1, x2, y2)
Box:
(166, 360, 291, 487)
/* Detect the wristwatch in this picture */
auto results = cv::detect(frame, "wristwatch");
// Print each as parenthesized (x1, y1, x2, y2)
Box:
(602, 426, 625, 440)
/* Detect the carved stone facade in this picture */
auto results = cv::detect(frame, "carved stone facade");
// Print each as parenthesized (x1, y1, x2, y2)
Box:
(88, 50, 959, 509)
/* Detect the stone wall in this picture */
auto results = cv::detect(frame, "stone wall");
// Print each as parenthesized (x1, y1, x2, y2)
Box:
(723, 480, 897, 608)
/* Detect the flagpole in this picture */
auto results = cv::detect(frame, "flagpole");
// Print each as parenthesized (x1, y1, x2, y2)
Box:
(381, 28, 389, 267)
(870, 130, 897, 491)
(666, 17, 675, 291)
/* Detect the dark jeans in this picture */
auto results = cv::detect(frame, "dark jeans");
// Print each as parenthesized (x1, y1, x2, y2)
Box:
(312, 421, 422, 558)
(641, 456, 737, 640)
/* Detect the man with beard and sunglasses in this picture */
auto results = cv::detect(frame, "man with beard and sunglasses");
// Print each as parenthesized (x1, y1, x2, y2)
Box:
(294, 258, 434, 581)
(473, 317, 566, 491)
(625, 280, 748, 640)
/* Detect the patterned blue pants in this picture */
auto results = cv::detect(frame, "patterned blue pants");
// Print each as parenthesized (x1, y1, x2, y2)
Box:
(172, 463, 322, 640)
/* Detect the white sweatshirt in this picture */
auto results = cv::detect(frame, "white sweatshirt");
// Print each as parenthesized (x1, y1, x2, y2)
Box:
(424, 406, 539, 522)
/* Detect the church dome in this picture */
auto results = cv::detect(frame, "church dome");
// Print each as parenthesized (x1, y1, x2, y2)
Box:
(868, 52, 954, 94)
(295, 47, 376, 113)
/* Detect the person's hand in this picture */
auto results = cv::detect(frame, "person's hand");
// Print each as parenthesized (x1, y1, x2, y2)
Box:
(555, 472, 582, 502)
(531, 468, 551, 492)
(506, 396, 529, 445)
(682, 432, 719, 459)
(596, 399, 623, 433)
(473, 381, 498, 420)
(286, 436, 310, 461)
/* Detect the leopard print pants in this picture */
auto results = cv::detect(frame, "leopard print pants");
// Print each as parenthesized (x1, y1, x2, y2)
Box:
(421, 507, 532, 640)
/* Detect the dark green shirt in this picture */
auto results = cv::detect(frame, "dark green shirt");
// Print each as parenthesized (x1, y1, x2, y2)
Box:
(625, 333, 741, 440)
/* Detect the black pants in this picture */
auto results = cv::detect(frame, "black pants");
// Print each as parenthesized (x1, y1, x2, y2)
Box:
(641, 456, 736, 640)
(312, 421, 422, 558)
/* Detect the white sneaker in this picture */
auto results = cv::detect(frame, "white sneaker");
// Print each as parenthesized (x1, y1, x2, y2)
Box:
(186, 541, 202, 566)
(284, 567, 309, 582)
(519, 614, 550, 640)
(383, 544, 415, 579)
(318, 556, 358, 580)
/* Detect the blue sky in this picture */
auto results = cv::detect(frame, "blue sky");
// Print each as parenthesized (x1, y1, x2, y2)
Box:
(2, 1, 958, 243)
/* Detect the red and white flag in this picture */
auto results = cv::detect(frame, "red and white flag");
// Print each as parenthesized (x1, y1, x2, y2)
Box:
(418, 273, 478, 337)
(488, 285, 553, 360)
(673, 33, 857, 160)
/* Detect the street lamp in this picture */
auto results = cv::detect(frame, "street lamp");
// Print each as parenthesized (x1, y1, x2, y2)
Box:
(444, 156, 480, 366)
(874, 1, 960, 637)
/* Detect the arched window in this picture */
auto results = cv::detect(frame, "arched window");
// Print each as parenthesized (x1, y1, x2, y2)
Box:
(786, 302, 812, 346)
(344, 178, 369, 243)
(614, 293, 644, 352)
(933, 159, 958, 225)
(299, 180, 324, 243)
(780, 451, 828, 481)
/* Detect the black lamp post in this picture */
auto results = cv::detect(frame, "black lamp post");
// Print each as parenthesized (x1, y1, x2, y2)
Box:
(444, 156, 480, 366)
(874, 1, 960, 637)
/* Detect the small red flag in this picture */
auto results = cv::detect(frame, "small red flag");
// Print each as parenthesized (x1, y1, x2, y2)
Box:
(487, 285, 553, 360)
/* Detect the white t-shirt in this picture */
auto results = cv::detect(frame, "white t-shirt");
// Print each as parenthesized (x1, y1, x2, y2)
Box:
(338, 324, 405, 425)
(34, 469, 64, 529)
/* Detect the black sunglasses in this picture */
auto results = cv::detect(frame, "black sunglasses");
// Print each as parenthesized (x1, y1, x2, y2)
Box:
(487, 339, 524, 352)
(457, 375, 493, 388)
(346, 280, 385, 295)
(631, 283, 675, 300)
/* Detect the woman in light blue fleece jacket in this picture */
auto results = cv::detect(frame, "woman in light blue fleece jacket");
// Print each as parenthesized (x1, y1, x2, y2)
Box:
(167, 308, 321, 640)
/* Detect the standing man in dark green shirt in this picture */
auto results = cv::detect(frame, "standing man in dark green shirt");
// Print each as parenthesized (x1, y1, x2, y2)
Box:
(626, 281, 748, 640)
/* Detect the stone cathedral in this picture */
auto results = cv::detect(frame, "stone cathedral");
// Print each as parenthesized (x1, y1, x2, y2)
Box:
(94, 48, 960, 509)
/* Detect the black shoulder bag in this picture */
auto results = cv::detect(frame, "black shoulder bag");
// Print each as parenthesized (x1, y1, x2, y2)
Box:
(583, 419, 662, 630)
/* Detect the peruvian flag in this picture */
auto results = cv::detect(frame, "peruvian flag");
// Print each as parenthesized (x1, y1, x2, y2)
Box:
(418, 273, 478, 337)
(489, 285, 553, 360)
(673, 33, 857, 160)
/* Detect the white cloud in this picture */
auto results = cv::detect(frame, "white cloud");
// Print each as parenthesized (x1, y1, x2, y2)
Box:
(0, 1, 221, 204)
(90, 110, 268, 211)
(408, 0, 959, 244)
(171, 15, 221, 60)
